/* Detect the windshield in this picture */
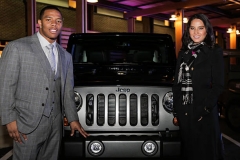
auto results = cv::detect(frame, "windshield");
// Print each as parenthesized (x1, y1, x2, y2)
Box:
(70, 35, 175, 65)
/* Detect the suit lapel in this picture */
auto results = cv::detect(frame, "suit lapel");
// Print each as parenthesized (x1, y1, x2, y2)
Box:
(30, 34, 54, 80)
(57, 44, 66, 79)
(57, 44, 67, 100)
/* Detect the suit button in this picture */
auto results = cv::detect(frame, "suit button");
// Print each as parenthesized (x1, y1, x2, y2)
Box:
(42, 103, 44, 106)
(185, 112, 188, 115)
(46, 87, 49, 90)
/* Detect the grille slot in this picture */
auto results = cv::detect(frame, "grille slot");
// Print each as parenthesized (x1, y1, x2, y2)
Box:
(97, 94, 105, 126)
(108, 94, 116, 126)
(141, 94, 148, 126)
(151, 94, 159, 126)
(130, 94, 137, 126)
(86, 94, 94, 126)
(119, 94, 127, 126)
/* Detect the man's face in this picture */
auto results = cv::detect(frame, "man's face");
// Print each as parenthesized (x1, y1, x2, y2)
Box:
(38, 9, 63, 43)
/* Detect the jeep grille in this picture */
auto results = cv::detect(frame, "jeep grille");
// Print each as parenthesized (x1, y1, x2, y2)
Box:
(74, 86, 178, 132)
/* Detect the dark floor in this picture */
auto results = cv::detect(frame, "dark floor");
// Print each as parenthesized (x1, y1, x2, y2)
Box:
(223, 138, 240, 160)
(0, 147, 12, 159)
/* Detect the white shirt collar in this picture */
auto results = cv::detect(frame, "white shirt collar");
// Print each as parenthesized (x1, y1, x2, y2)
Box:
(37, 32, 56, 48)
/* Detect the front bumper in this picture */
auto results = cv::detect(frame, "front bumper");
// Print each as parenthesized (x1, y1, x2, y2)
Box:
(63, 133, 181, 158)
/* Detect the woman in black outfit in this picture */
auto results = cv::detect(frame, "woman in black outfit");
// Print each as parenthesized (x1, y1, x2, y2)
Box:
(172, 14, 225, 160)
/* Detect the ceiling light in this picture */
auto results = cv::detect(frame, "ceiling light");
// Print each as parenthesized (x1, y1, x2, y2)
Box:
(227, 28, 233, 33)
(169, 14, 188, 23)
(169, 15, 177, 21)
(183, 17, 188, 23)
(226, 27, 239, 34)
(87, 0, 98, 3)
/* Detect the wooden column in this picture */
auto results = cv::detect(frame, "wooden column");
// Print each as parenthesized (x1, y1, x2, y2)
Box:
(142, 17, 153, 33)
(127, 17, 135, 33)
(87, 5, 94, 31)
(76, 0, 87, 33)
(27, 0, 36, 36)
(174, 9, 184, 58)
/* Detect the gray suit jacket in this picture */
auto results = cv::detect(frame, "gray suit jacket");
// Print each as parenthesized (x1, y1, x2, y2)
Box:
(0, 33, 78, 134)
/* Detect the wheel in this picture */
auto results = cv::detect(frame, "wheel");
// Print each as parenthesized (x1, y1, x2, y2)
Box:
(225, 101, 240, 132)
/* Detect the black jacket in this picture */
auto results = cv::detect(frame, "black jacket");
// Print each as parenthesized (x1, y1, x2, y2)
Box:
(173, 44, 224, 119)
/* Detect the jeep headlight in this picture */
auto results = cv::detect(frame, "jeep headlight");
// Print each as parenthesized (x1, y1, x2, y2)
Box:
(162, 91, 173, 113)
(74, 91, 82, 111)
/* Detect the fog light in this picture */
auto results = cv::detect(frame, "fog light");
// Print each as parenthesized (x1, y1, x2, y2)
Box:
(142, 140, 157, 156)
(88, 140, 104, 156)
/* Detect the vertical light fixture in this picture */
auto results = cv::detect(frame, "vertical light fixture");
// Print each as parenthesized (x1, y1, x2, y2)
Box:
(136, 16, 142, 21)
(164, 20, 170, 26)
(69, 0, 76, 8)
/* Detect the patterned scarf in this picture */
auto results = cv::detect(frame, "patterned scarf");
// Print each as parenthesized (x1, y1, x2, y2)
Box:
(178, 41, 204, 105)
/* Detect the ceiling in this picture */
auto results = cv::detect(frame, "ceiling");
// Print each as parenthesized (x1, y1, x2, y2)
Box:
(90, 0, 240, 31)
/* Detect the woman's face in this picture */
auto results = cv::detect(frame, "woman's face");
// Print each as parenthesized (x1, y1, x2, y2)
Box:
(189, 18, 207, 44)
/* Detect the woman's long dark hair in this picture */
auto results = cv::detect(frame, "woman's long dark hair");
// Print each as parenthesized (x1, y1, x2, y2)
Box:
(181, 14, 215, 50)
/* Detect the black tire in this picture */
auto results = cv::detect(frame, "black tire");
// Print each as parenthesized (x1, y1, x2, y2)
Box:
(225, 100, 240, 132)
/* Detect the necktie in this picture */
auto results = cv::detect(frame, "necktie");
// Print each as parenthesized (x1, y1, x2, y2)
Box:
(47, 44, 56, 73)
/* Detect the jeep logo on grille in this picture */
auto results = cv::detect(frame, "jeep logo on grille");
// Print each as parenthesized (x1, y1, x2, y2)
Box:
(116, 87, 130, 92)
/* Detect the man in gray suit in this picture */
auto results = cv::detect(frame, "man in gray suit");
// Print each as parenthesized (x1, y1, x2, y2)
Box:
(0, 5, 89, 160)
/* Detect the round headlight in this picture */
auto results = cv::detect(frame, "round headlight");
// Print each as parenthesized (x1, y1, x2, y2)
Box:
(162, 91, 174, 113)
(142, 140, 158, 156)
(88, 140, 104, 156)
(74, 91, 82, 111)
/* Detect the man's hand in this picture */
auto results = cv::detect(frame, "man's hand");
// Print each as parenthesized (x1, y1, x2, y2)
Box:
(6, 121, 27, 143)
(70, 121, 89, 138)
(172, 117, 179, 126)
